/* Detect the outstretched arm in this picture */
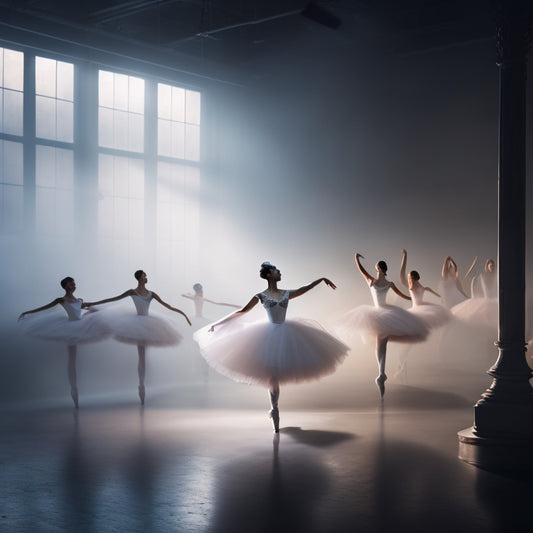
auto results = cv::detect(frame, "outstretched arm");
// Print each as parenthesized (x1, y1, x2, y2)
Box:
(152, 292, 192, 325)
(202, 298, 240, 309)
(181, 293, 194, 301)
(390, 282, 411, 301)
(84, 290, 134, 307)
(355, 253, 375, 284)
(18, 298, 63, 321)
(289, 278, 336, 300)
(399, 249, 408, 288)
(209, 296, 259, 332)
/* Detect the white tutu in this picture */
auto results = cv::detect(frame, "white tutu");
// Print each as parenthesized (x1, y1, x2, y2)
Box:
(410, 302, 452, 329)
(337, 304, 429, 344)
(19, 308, 110, 345)
(194, 317, 349, 386)
(451, 297, 498, 328)
(104, 310, 183, 347)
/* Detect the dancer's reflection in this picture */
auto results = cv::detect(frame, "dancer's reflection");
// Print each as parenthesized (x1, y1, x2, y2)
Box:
(18, 276, 110, 407)
(86, 270, 191, 404)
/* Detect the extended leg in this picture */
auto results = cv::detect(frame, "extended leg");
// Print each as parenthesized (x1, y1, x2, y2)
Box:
(375, 336, 388, 399)
(269, 380, 280, 433)
(67, 345, 78, 408)
(137, 345, 146, 405)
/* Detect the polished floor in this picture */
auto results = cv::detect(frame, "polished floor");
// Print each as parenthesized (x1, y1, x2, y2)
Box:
(1, 376, 533, 533)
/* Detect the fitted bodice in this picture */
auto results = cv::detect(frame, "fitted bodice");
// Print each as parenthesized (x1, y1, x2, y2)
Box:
(131, 291, 153, 316)
(60, 299, 84, 321)
(409, 284, 425, 306)
(369, 281, 391, 308)
(257, 290, 289, 324)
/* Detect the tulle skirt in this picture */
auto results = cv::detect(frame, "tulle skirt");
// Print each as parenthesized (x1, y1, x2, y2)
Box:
(19, 309, 111, 345)
(103, 311, 183, 346)
(451, 297, 498, 328)
(410, 302, 452, 329)
(193, 318, 349, 386)
(337, 304, 429, 344)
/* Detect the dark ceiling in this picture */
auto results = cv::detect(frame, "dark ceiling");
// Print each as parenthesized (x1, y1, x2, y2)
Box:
(0, 1, 497, 85)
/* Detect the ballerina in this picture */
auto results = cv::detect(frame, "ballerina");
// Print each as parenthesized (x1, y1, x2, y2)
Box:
(193, 261, 349, 433)
(396, 249, 452, 378)
(338, 253, 428, 398)
(452, 259, 497, 328)
(182, 283, 240, 319)
(18, 276, 110, 407)
(439, 256, 474, 308)
(85, 270, 191, 404)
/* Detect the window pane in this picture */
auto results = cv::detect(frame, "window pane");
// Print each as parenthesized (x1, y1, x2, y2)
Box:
(56, 100, 74, 142)
(185, 90, 201, 125)
(35, 95, 56, 139)
(99, 70, 114, 108)
(171, 87, 185, 122)
(114, 74, 129, 111)
(1, 141, 23, 185)
(129, 76, 144, 114)
(158, 83, 171, 119)
(3, 89, 23, 135)
(57, 61, 74, 101)
(185, 124, 200, 162)
(171, 121, 185, 159)
(3, 48, 23, 91)
(35, 57, 56, 97)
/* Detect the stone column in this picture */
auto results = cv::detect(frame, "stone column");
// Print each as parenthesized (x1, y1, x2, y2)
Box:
(458, 0, 533, 471)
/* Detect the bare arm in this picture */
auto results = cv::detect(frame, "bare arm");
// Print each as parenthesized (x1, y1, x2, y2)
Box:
(18, 298, 63, 321)
(181, 293, 195, 301)
(289, 278, 336, 300)
(209, 296, 259, 332)
(152, 292, 191, 325)
(399, 249, 408, 288)
(442, 256, 455, 279)
(84, 290, 134, 307)
(390, 282, 411, 301)
(355, 253, 375, 284)
(424, 286, 441, 298)
(464, 256, 478, 280)
(202, 298, 240, 309)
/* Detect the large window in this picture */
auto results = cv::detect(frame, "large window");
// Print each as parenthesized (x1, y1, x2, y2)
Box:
(157, 83, 201, 161)
(35, 57, 74, 142)
(99, 70, 144, 152)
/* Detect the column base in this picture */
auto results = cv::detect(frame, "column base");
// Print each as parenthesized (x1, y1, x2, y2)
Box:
(458, 427, 533, 474)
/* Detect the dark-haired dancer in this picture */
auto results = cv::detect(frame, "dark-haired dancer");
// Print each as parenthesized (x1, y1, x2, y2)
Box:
(396, 249, 451, 379)
(194, 262, 349, 432)
(338, 253, 428, 398)
(86, 270, 191, 404)
(182, 283, 239, 319)
(18, 277, 110, 407)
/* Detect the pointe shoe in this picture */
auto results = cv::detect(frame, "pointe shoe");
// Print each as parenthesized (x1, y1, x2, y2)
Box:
(269, 408, 280, 433)
(375, 374, 387, 399)
(71, 387, 79, 408)
(138, 385, 145, 405)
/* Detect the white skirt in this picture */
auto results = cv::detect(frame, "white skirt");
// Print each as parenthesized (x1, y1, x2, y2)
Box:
(19, 309, 111, 345)
(451, 297, 498, 328)
(194, 318, 349, 386)
(337, 304, 429, 344)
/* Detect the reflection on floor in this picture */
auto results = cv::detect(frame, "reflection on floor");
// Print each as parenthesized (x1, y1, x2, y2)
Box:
(1, 386, 532, 532)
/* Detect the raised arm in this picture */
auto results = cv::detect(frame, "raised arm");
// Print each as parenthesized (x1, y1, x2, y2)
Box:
(390, 282, 411, 301)
(399, 249, 408, 287)
(442, 256, 455, 279)
(84, 290, 134, 307)
(464, 256, 478, 280)
(18, 298, 63, 321)
(152, 292, 191, 325)
(355, 253, 375, 284)
(289, 278, 336, 300)
(209, 295, 259, 332)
